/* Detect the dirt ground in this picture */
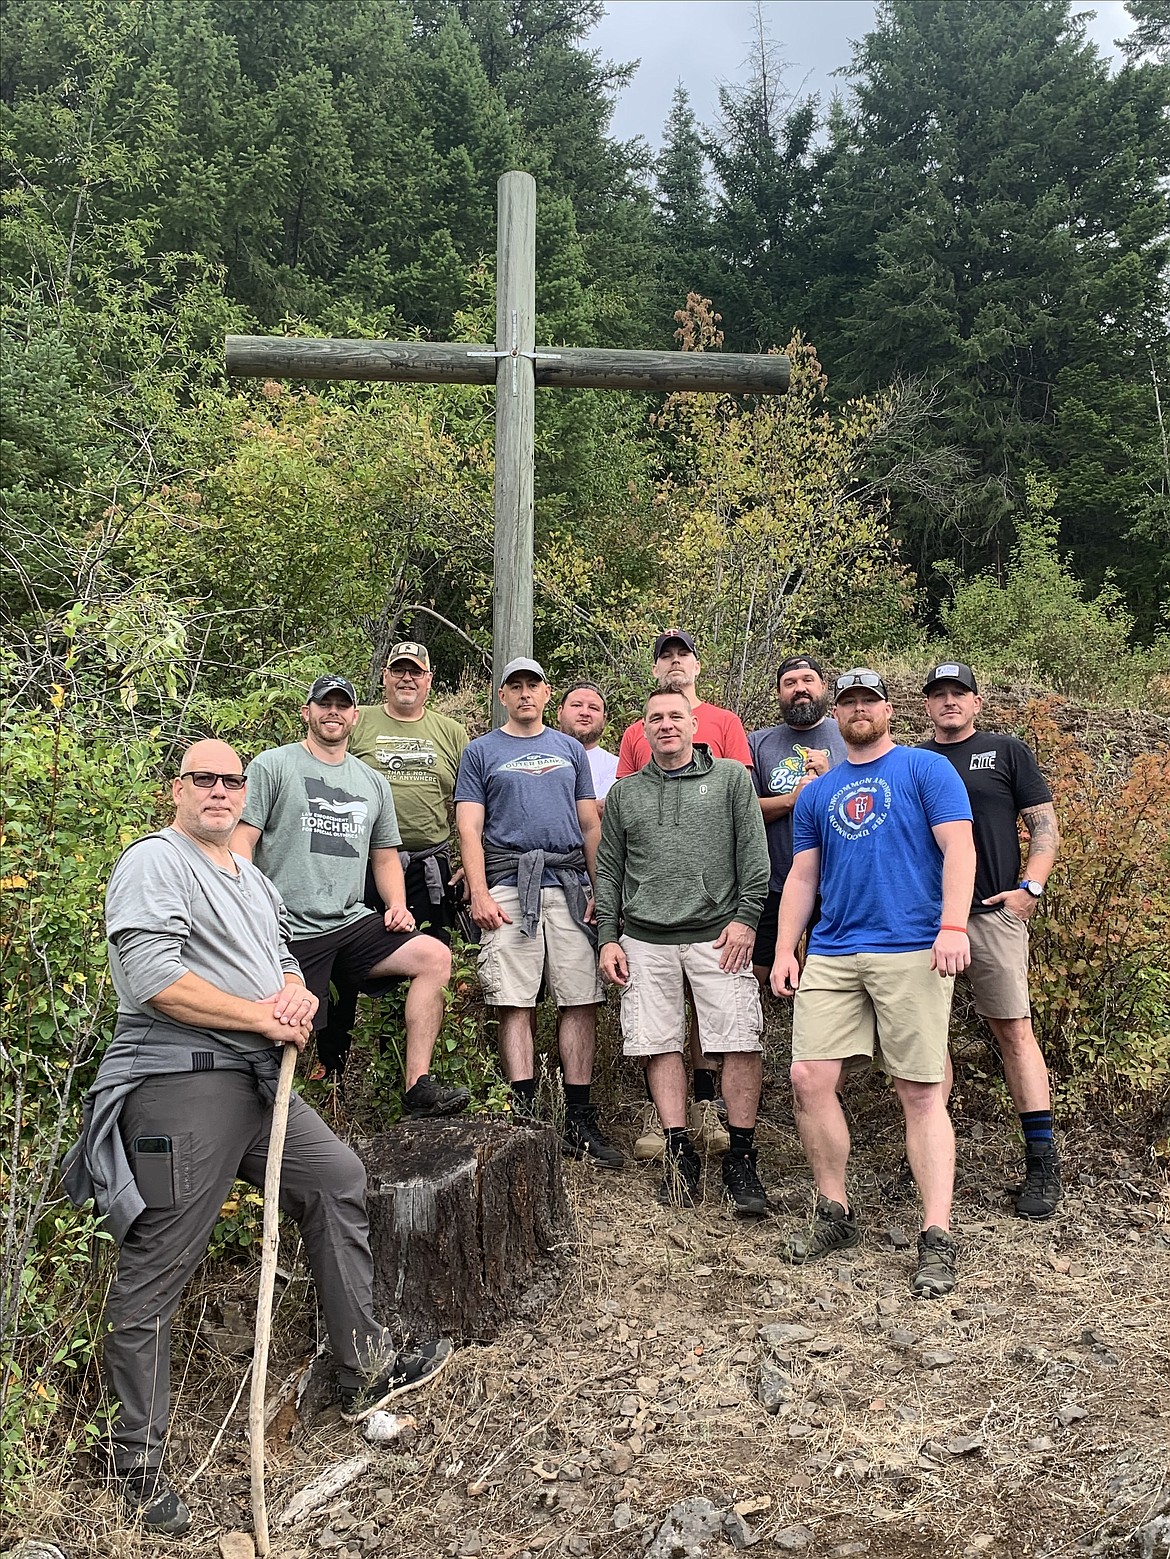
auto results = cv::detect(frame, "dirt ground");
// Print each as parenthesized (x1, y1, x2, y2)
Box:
(20, 1044, 1170, 1559)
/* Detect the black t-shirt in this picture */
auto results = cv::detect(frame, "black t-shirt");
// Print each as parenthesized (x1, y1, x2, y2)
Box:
(919, 732, 1052, 913)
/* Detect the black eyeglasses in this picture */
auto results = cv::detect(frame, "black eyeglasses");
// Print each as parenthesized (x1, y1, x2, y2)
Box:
(835, 671, 888, 697)
(179, 771, 247, 791)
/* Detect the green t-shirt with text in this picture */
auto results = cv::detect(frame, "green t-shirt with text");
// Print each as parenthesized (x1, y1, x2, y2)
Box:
(349, 704, 468, 849)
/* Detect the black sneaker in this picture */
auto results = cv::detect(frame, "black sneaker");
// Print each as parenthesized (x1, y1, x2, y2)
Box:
(787, 1195, 860, 1264)
(658, 1143, 702, 1208)
(340, 1337, 455, 1423)
(911, 1225, 958, 1298)
(722, 1149, 771, 1218)
(563, 1107, 624, 1169)
(402, 1074, 471, 1119)
(1014, 1142, 1061, 1220)
(121, 1468, 192, 1535)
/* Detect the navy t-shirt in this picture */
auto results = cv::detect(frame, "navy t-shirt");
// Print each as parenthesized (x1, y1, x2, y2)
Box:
(920, 732, 1052, 913)
(793, 746, 973, 955)
(749, 718, 849, 893)
(455, 726, 594, 886)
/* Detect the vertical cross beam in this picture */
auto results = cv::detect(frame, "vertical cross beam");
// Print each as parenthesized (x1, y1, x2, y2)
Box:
(492, 171, 536, 722)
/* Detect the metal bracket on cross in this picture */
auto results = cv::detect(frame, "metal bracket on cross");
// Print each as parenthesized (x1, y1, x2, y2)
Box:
(468, 311, 562, 397)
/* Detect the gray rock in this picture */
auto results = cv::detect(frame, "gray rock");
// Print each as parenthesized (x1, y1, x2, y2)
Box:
(645, 1497, 725, 1559)
(776, 1525, 814, 1552)
(920, 1350, 955, 1369)
(759, 1323, 816, 1347)
(1057, 1404, 1088, 1427)
(614, 1503, 633, 1531)
(724, 1511, 758, 1550)
(4, 1546, 68, 1559)
(758, 1363, 794, 1414)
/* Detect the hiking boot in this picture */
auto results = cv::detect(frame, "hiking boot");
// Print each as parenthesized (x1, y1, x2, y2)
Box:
(911, 1225, 958, 1298)
(563, 1108, 624, 1169)
(787, 1195, 860, 1264)
(632, 1105, 666, 1161)
(658, 1143, 702, 1208)
(721, 1149, 770, 1218)
(402, 1074, 471, 1119)
(340, 1337, 455, 1423)
(688, 1098, 731, 1156)
(1014, 1142, 1062, 1220)
(121, 1468, 192, 1535)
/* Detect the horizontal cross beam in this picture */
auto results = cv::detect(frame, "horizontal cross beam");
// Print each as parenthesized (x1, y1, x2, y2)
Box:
(225, 335, 790, 395)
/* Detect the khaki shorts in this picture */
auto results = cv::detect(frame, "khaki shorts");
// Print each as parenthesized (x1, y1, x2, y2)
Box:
(618, 935, 764, 1058)
(476, 885, 603, 1008)
(965, 908, 1031, 1019)
(792, 951, 954, 1083)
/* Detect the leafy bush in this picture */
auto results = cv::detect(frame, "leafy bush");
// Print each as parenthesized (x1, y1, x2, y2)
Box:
(1022, 704, 1170, 1104)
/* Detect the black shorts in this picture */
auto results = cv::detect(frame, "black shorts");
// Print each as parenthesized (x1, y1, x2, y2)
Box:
(752, 889, 822, 969)
(363, 856, 456, 945)
(291, 915, 419, 1029)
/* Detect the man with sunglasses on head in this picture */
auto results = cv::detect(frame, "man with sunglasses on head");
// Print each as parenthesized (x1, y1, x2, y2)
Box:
(63, 741, 453, 1535)
(232, 676, 467, 1117)
(771, 670, 976, 1299)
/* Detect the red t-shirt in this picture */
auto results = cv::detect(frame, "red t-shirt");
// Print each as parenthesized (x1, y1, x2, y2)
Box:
(615, 702, 753, 778)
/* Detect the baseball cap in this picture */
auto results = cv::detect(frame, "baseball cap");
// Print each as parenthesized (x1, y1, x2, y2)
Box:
(652, 628, 698, 659)
(833, 668, 889, 703)
(385, 641, 431, 671)
(558, 679, 607, 707)
(499, 656, 548, 686)
(306, 675, 357, 706)
(922, 662, 978, 695)
(776, 654, 827, 684)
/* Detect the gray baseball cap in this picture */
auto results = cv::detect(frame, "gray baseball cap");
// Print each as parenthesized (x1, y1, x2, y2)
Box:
(499, 657, 548, 686)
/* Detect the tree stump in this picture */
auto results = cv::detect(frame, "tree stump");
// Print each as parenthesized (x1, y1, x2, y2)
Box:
(357, 1118, 573, 1344)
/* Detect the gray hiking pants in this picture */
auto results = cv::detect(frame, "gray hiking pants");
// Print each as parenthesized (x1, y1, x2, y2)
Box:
(105, 1069, 389, 1472)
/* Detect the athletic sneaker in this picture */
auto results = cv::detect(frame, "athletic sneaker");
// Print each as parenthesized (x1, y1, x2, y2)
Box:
(340, 1337, 455, 1423)
(402, 1074, 471, 1119)
(911, 1226, 958, 1299)
(658, 1142, 703, 1208)
(787, 1195, 860, 1264)
(632, 1105, 666, 1161)
(1014, 1143, 1062, 1220)
(121, 1468, 192, 1535)
(563, 1108, 624, 1169)
(688, 1098, 731, 1156)
(721, 1149, 770, 1218)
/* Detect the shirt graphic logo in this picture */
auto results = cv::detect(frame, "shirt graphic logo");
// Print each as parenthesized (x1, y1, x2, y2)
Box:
(499, 753, 573, 777)
(969, 751, 997, 771)
(375, 738, 438, 779)
(768, 745, 814, 794)
(302, 776, 368, 857)
(829, 776, 893, 840)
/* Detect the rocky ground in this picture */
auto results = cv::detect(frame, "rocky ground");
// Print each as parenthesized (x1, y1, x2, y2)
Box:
(18, 1060, 1169, 1559)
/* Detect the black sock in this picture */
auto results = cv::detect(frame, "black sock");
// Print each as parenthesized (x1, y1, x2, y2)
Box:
(564, 1083, 591, 1116)
(511, 1077, 536, 1107)
(693, 1068, 717, 1102)
(1020, 1109, 1054, 1149)
(665, 1127, 693, 1157)
(728, 1126, 755, 1156)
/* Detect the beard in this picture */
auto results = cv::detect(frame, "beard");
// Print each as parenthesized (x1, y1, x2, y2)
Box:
(781, 690, 829, 729)
(840, 707, 890, 748)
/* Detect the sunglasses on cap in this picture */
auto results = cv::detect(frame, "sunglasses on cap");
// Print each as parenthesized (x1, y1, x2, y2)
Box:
(834, 671, 888, 698)
(179, 771, 247, 791)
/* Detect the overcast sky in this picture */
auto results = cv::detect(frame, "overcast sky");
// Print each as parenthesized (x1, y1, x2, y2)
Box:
(587, 1, 1136, 151)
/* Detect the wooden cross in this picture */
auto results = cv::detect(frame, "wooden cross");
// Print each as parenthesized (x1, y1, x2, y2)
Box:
(226, 171, 789, 704)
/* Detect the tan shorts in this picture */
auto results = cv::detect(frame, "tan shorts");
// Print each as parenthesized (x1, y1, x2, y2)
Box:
(965, 909, 1031, 1019)
(476, 885, 603, 1008)
(792, 951, 954, 1083)
(618, 935, 764, 1058)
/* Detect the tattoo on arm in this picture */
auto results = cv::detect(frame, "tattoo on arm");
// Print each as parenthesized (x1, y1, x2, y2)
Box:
(1021, 803, 1059, 855)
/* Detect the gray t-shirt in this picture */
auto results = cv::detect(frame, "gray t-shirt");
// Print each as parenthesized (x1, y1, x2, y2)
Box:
(106, 827, 300, 1055)
(241, 743, 401, 938)
(455, 726, 594, 886)
(749, 718, 849, 892)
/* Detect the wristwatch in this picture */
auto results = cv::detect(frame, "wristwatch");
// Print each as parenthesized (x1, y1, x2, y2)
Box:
(1019, 879, 1044, 898)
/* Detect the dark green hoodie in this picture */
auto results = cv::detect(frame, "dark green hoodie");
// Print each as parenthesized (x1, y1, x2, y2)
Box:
(595, 744, 770, 947)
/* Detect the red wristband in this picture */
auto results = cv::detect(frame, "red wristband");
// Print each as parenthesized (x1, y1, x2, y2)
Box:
(939, 925, 969, 935)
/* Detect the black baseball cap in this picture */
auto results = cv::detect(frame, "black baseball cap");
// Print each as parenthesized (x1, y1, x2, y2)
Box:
(922, 662, 978, 695)
(306, 675, 357, 706)
(776, 654, 827, 684)
(833, 668, 889, 702)
(653, 628, 698, 659)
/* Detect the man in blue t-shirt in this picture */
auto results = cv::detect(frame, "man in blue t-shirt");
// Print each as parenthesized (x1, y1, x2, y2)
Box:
(455, 657, 622, 1168)
(770, 669, 976, 1299)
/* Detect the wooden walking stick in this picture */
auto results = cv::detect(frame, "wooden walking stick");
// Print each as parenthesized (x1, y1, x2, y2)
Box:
(250, 1040, 299, 1555)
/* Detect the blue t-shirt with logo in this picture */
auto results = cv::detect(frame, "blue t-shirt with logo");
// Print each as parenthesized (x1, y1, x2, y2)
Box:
(455, 727, 595, 886)
(792, 746, 972, 955)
